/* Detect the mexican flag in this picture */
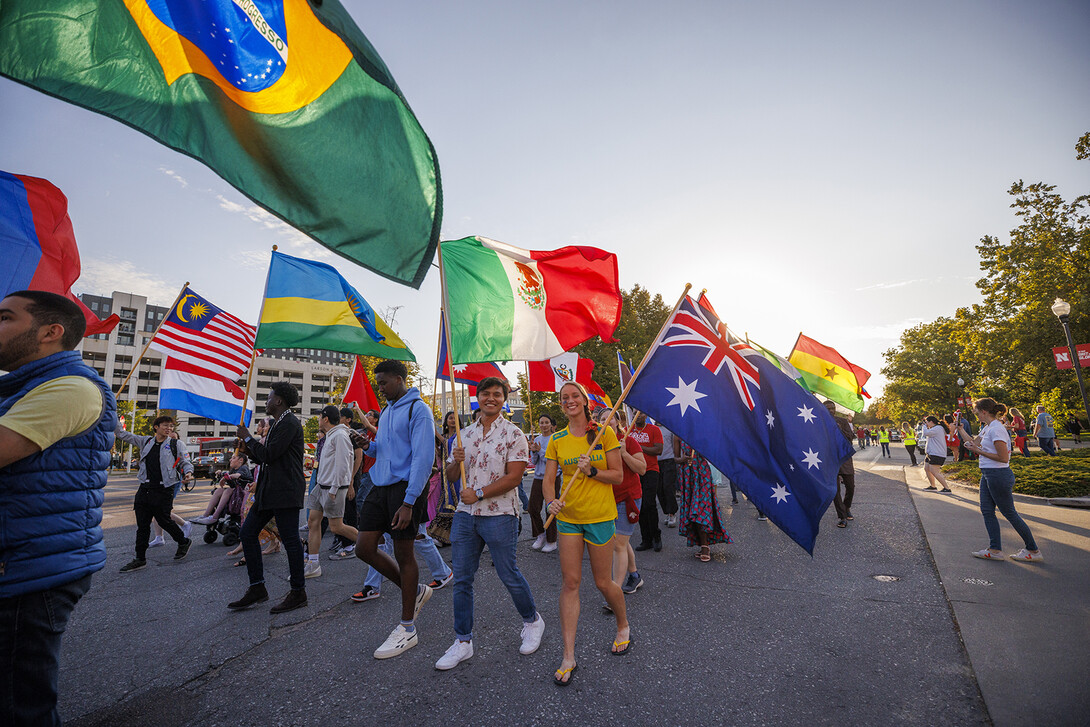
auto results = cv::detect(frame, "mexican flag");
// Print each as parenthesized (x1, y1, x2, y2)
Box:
(440, 236, 622, 364)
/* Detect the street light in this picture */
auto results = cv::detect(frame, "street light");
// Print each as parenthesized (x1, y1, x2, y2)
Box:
(1051, 297, 1090, 429)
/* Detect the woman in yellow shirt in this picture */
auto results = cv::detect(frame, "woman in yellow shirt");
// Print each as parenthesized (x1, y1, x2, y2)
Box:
(544, 381, 627, 685)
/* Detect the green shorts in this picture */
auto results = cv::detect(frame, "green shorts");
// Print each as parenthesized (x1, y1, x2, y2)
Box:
(557, 519, 615, 546)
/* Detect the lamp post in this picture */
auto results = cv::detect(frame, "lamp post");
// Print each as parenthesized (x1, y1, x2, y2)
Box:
(1051, 298, 1090, 429)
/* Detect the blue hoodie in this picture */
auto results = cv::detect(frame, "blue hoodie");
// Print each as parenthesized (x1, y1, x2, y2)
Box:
(367, 387, 435, 505)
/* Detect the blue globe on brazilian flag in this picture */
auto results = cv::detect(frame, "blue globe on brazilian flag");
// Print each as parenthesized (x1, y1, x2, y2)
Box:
(0, 0, 441, 288)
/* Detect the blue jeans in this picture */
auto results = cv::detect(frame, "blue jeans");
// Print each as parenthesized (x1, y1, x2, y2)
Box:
(979, 468, 1037, 551)
(516, 479, 530, 511)
(1038, 437, 1056, 456)
(241, 507, 305, 590)
(0, 574, 91, 726)
(363, 526, 451, 590)
(451, 512, 536, 640)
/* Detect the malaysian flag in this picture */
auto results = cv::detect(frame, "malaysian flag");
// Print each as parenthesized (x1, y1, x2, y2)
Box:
(150, 287, 256, 380)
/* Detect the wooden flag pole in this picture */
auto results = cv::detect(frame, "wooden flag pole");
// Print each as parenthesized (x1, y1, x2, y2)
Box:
(239, 246, 276, 427)
(432, 311, 444, 420)
(523, 361, 535, 435)
(544, 282, 692, 529)
(116, 280, 190, 396)
(435, 242, 468, 487)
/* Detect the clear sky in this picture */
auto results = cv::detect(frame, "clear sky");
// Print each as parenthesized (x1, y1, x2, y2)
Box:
(2, 0, 1088, 400)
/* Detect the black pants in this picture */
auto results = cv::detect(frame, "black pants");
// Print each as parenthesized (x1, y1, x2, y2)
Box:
(134, 484, 186, 559)
(638, 470, 662, 544)
(241, 507, 305, 590)
(832, 471, 856, 519)
(528, 476, 558, 542)
(905, 445, 918, 465)
(658, 458, 679, 515)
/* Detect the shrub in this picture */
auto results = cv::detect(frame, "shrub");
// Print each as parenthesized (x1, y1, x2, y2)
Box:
(941, 450, 1090, 498)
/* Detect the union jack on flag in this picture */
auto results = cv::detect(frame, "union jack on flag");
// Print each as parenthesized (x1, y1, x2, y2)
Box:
(660, 300, 760, 410)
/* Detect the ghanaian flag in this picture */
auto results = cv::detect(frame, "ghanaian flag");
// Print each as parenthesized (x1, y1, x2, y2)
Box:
(255, 251, 415, 361)
(788, 334, 871, 413)
(0, 0, 441, 288)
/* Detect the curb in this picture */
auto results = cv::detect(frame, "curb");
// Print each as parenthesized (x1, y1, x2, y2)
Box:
(904, 462, 1050, 506)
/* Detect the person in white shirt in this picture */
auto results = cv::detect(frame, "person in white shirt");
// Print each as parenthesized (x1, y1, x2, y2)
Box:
(921, 416, 952, 492)
(304, 405, 357, 578)
(958, 398, 1042, 562)
(436, 377, 544, 670)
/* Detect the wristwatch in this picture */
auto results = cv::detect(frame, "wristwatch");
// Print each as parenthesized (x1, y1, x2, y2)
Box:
(475, 488, 485, 500)
(589, 465, 599, 479)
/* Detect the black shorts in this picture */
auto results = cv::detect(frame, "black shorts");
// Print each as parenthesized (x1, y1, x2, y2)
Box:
(925, 455, 946, 466)
(358, 480, 427, 540)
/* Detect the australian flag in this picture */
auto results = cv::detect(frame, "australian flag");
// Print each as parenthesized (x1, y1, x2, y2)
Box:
(626, 297, 854, 553)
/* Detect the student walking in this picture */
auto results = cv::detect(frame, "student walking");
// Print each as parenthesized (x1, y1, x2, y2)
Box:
(921, 416, 953, 492)
(958, 398, 1042, 562)
(878, 427, 891, 458)
(900, 422, 918, 465)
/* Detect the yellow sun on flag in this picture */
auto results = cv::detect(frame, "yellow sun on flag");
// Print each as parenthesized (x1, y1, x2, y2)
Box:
(188, 301, 209, 320)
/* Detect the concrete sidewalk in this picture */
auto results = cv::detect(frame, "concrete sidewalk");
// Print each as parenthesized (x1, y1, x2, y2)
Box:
(860, 449, 1090, 726)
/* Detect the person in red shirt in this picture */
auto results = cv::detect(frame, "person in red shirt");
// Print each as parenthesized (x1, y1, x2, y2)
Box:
(628, 412, 664, 552)
(598, 410, 647, 599)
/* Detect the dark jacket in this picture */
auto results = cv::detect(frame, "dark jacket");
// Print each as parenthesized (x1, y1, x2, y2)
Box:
(247, 411, 305, 511)
(0, 351, 115, 598)
(832, 415, 856, 475)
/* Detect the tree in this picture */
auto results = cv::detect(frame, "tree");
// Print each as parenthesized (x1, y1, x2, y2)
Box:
(116, 399, 154, 436)
(879, 317, 979, 423)
(303, 415, 320, 445)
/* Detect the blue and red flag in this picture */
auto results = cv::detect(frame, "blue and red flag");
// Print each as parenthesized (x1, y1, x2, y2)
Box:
(437, 316, 506, 386)
(0, 171, 119, 336)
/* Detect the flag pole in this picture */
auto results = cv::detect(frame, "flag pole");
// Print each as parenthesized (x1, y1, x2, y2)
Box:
(523, 361, 534, 435)
(435, 242, 468, 487)
(239, 246, 276, 427)
(545, 282, 692, 529)
(116, 280, 190, 395)
(432, 312, 444, 418)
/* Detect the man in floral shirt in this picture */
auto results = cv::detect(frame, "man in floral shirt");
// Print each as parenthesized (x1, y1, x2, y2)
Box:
(436, 377, 544, 670)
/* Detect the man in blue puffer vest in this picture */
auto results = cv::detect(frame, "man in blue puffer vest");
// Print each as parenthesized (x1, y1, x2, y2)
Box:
(0, 290, 115, 726)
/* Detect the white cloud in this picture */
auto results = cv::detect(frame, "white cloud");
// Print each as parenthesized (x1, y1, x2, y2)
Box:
(238, 249, 271, 270)
(158, 167, 188, 187)
(836, 317, 928, 342)
(215, 194, 333, 259)
(74, 259, 180, 305)
(854, 278, 924, 292)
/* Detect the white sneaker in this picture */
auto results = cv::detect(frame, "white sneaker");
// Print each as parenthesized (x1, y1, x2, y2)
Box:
(531, 534, 547, 551)
(303, 561, 322, 578)
(541, 541, 558, 553)
(182, 521, 193, 539)
(148, 536, 165, 548)
(1009, 549, 1043, 563)
(414, 584, 433, 619)
(666, 515, 678, 528)
(519, 613, 545, 655)
(192, 515, 216, 525)
(374, 624, 418, 659)
(435, 639, 474, 670)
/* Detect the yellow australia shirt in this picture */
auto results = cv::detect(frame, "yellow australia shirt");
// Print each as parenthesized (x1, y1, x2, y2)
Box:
(545, 424, 620, 524)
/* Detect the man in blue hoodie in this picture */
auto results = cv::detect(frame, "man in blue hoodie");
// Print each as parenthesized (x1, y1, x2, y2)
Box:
(0, 291, 115, 726)
(354, 359, 436, 659)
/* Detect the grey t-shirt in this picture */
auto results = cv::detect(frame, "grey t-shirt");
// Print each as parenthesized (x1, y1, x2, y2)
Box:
(1035, 412, 1055, 438)
(658, 425, 675, 461)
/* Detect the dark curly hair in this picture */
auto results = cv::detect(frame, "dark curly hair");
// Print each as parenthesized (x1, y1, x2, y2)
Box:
(270, 381, 300, 408)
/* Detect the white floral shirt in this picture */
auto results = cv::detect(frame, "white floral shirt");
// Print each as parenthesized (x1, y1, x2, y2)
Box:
(450, 415, 529, 517)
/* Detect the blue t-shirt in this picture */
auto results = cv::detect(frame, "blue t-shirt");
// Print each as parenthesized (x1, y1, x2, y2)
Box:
(1035, 412, 1055, 438)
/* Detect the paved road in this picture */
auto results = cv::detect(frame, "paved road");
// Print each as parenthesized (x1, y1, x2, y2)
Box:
(61, 459, 994, 727)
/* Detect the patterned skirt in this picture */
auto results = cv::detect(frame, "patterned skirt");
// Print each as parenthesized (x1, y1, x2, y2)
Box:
(678, 452, 731, 546)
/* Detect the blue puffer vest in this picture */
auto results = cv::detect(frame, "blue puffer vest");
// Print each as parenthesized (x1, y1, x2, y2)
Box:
(0, 350, 116, 598)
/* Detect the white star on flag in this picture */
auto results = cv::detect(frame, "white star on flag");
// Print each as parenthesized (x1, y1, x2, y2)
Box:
(771, 483, 791, 503)
(665, 377, 707, 417)
(797, 405, 816, 423)
(765, 410, 775, 428)
(801, 448, 822, 469)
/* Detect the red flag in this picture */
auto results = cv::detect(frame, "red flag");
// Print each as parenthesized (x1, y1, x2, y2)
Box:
(343, 356, 381, 413)
(527, 353, 608, 400)
(1, 171, 119, 336)
(437, 316, 507, 385)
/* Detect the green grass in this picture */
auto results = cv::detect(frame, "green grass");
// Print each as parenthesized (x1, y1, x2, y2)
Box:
(942, 449, 1090, 498)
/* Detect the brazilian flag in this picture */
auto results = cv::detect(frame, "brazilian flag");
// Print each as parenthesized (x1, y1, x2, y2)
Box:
(0, 0, 441, 288)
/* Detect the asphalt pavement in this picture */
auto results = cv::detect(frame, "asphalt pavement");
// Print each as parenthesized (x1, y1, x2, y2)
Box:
(55, 453, 1030, 726)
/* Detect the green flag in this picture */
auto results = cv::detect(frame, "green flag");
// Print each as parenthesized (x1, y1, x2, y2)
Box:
(0, 0, 441, 288)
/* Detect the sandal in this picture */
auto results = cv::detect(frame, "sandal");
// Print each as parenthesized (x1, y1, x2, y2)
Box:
(696, 546, 711, 562)
(233, 558, 246, 567)
(554, 663, 577, 686)
(611, 638, 632, 656)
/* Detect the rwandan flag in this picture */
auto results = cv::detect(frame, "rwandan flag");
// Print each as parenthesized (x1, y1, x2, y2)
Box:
(0, 0, 441, 288)
(254, 250, 415, 361)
